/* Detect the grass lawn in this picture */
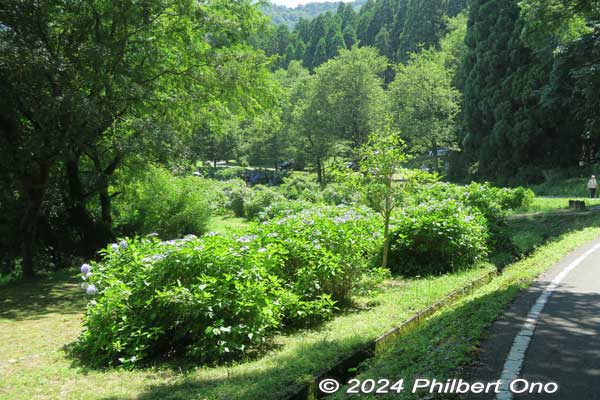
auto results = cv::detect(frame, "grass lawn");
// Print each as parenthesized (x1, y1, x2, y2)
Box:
(329, 225, 600, 399)
(511, 196, 600, 215)
(206, 215, 249, 234)
(0, 264, 492, 399)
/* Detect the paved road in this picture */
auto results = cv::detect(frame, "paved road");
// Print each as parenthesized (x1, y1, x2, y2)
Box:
(468, 237, 600, 400)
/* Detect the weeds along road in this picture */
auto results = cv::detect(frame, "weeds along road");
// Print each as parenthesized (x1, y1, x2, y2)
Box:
(469, 237, 600, 400)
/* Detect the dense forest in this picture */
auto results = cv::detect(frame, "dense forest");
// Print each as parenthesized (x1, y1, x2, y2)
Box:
(256, 0, 469, 69)
(1, 0, 600, 279)
(261, 0, 365, 29)
(254, 0, 600, 183)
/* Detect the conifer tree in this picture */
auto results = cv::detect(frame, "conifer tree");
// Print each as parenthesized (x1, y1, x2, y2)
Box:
(328, 30, 347, 58)
(397, 0, 448, 62)
(312, 37, 328, 68)
(460, 0, 558, 182)
(375, 26, 391, 58)
(343, 25, 359, 48)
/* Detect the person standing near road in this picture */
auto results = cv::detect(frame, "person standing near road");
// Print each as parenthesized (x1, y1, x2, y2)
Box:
(587, 175, 598, 198)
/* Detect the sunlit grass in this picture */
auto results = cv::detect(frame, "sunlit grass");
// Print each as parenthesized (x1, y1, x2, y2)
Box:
(0, 263, 492, 399)
(206, 215, 250, 234)
(511, 196, 600, 215)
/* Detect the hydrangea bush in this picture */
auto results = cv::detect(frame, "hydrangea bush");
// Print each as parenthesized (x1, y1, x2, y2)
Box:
(75, 205, 385, 367)
(388, 199, 489, 276)
(251, 205, 385, 303)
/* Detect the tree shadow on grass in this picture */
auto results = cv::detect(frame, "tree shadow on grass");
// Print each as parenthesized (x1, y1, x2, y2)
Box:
(0, 269, 86, 320)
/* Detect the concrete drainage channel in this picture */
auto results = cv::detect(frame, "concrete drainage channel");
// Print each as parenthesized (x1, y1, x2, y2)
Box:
(285, 270, 497, 400)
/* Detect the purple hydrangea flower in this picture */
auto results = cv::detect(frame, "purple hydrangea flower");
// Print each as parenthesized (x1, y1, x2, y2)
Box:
(111, 243, 119, 251)
(80, 263, 91, 274)
(119, 240, 128, 249)
(237, 234, 257, 243)
(86, 285, 97, 295)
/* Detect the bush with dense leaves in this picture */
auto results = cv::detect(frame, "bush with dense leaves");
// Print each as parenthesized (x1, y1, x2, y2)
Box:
(388, 199, 489, 276)
(322, 182, 361, 205)
(413, 182, 533, 223)
(215, 178, 248, 217)
(278, 174, 321, 202)
(256, 199, 315, 221)
(75, 236, 288, 367)
(251, 205, 385, 302)
(75, 205, 384, 367)
(114, 166, 211, 238)
(496, 187, 534, 210)
(214, 166, 247, 181)
(244, 185, 286, 219)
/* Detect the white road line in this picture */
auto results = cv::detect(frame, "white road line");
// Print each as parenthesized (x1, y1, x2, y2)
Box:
(495, 242, 600, 400)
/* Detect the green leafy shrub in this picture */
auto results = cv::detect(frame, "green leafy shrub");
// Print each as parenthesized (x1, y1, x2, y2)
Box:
(244, 185, 286, 219)
(75, 206, 384, 367)
(388, 199, 488, 276)
(114, 166, 211, 238)
(497, 187, 534, 210)
(412, 182, 531, 237)
(278, 174, 321, 202)
(322, 182, 361, 205)
(75, 236, 285, 367)
(253, 205, 384, 302)
(214, 166, 247, 181)
(256, 199, 315, 221)
(216, 178, 248, 217)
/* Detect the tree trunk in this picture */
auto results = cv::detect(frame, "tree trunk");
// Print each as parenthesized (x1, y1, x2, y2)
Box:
(381, 188, 392, 269)
(316, 158, 323, 187)
(432, 139, 439, 173)
(98, 177, 113, 228)
(65, 157, 110, 258)
(382, 219, 391, 268)
(19, 163, 50, 279)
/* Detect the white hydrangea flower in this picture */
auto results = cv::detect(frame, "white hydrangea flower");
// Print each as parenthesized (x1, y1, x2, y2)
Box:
(119, 240, 128, 249)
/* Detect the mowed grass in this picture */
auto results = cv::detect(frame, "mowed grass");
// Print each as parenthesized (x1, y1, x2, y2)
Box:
(510, 196, 600, 215)
(206, 215, 249, 234)
(0, 263, 493, 399)
(330, 225, 600, 399)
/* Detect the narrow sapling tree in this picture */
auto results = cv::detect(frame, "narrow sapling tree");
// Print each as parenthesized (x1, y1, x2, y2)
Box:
(358, 128, 407, 269)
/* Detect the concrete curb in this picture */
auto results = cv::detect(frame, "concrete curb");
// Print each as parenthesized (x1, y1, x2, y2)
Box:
(284, 270, 497, 400)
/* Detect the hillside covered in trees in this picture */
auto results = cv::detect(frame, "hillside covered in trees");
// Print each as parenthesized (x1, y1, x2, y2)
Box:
(261, 0, 365, 29)
(254, 0, 600, 184)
